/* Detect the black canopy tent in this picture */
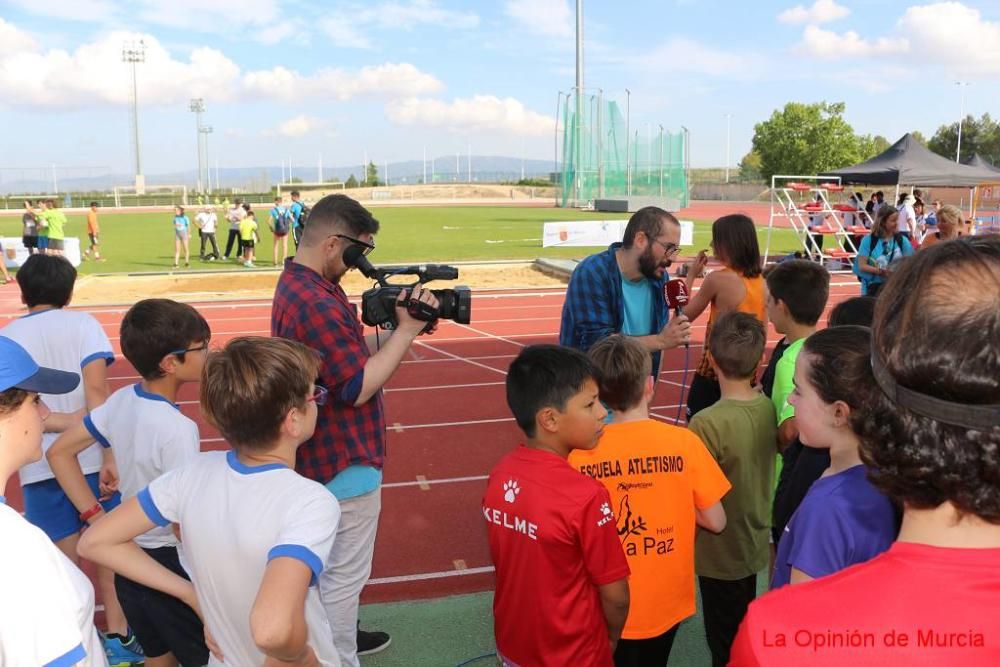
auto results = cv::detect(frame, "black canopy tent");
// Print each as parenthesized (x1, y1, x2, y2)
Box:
(821, 134, 1000, 187)
(962, 153, 1000, 174)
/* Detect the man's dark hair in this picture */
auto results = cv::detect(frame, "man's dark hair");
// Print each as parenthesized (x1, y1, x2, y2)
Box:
(622, 206, 679, 249)
(120, 299, 211, 380)
(89, 201, 98, 207)
(587, 334, 651, 412)
(506, 345, 599, 438)
(709, 312, 766, 380)
(290, 190, 301, 197)
(300, 194, 380, 247)
(712, 214, 762, 278)
(828, 296, 876, 327)
(234, 198, 242, 205)
(765, 259, 830, 325)
(854, 236, 1000, 522)
(16, 254, 76, 308)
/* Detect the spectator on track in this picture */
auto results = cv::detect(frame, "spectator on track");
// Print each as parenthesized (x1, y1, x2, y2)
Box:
(559, 206, 691, 378)
(195, 205, 220, 261)
(83, 201, 104, 262)
(42, 199, 68, 257)
(920, 204, 962, 249)
(241, 211, 258, 268)
(79, 336, 343, 665)
(570, 335, 728, 666)
(486, 344, 630, 666)
(681, 214, 766, 419)
(224, 198, 246, 261)
(730, 235, 1000, 666)
(855, 206, 914, 296)
(0, 337, 110, 665)
(22, 200, 39, 255)
(48, 299, 212, 666)
(172, 206, 191, 269)
(269, 196, 292, 266)
(271, 194, 438, 665)
(0, 254, 141, 664)
(289, 191, 306, 249)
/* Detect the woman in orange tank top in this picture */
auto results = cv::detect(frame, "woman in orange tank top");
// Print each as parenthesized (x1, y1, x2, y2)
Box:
(682, 214, 767, 420)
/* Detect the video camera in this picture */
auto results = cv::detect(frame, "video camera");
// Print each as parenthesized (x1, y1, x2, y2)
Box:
(343, 245, 472, 330)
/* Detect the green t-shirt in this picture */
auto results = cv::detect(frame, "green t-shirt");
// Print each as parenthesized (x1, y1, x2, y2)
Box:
(772, 337, 805, 426)
(44, 209, 67, 240)
(36, 210, 50, 237)
(690, 396, 778, 579)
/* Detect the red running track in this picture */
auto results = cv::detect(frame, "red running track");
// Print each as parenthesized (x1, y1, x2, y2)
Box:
(0, 281, 860, 603)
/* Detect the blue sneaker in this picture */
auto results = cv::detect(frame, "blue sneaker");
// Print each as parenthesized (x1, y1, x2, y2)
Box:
(104, 631, 145, 666)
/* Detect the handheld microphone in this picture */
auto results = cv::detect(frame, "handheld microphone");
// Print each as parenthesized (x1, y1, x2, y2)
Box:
(664, 279, 689, 317)
(343, 244, 378, 279)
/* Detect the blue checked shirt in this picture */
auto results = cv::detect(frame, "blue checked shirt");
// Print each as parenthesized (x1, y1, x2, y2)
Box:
(559, 243, 669, 362)
(271, 260, 385, 483)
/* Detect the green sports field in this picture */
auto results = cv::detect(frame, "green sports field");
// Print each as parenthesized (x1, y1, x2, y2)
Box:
(1, 206, 802, 274)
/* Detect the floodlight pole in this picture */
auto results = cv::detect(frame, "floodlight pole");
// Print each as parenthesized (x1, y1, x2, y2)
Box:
(189, 99, 205, 192)
(200, 125, 213, 192)
(956, 81, 970, 163)
(658, 124, 664, 197)
(574, 0, 584, 206)
(122, 40, 146, 193)
(625, 88, 631, 196)
(725, 113, 732, 183)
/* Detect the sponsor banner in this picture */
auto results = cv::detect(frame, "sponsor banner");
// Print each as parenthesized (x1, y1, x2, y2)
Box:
(542, 220, 694, 248)
(2, 237, 82, 268)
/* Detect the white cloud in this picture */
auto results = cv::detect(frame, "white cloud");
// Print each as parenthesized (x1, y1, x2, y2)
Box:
(797, 24, 909, 60)
(244, 63, 444, 101)
(322, 1, 479, 49)
(897, 2, 1000, 76)
(385, 95, 555, 136)
(0, 18, 37, 56)
(505, 0, 573, 39)
(778, 0, 850, 25)
(276, 115, 320, 137)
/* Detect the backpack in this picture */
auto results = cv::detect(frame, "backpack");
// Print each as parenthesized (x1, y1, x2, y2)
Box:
(273, 207, 291, 235)
(297, 202, 310, 227)
(853, 233, 904, 283)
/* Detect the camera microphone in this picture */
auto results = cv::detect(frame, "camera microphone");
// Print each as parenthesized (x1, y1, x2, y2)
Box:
(664, 278, 689, 317)
(343, 244, 378, 279)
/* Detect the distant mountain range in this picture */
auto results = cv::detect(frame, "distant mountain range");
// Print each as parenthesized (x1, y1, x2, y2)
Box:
(0, 156, 559, 195)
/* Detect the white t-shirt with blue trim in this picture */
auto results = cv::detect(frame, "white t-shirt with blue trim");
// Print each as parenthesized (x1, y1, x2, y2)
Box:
(0, 502, 107, 666)
(84, 383, 200, 549)
(0, 309, 115, 485)
(140, 450, 341, 666)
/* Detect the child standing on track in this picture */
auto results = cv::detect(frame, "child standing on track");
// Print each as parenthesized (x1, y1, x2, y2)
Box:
(0, 337, 110, 666)
(172, 206, 191, 268)
(0, 254, 141, 665)
(80, 336, 343, 666)
(269, 196, 291, 266)
(48, 298, 212, 667)
(484, 345, 631, 667)
(84, 201, 103, 261)
(240, 210, 258, 267)
(570, 335, 730, 667)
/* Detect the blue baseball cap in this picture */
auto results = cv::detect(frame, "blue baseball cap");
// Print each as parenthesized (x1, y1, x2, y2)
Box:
(0, 337, 80, 394)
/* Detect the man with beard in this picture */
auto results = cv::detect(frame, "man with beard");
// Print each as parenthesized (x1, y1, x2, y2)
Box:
(271, 194, 437, 666)
(559, 206, 691, 373)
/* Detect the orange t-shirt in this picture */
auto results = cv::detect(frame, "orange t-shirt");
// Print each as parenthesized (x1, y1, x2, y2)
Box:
(697, 270, 766, 378)
(86, 210, 99, 234)
(569, 419, 731, 638)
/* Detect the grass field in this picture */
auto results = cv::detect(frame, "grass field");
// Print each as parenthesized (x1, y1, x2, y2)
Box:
(1, 206, 803, 274)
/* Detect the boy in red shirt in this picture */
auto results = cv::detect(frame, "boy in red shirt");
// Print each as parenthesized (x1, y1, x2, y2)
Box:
(484, 344, 630, 667)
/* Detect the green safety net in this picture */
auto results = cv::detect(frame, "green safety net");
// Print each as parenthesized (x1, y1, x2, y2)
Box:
(557, 95, 688, 208)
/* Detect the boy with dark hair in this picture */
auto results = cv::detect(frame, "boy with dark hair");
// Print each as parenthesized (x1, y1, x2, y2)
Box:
(569, 335, 729, 666)
(690, 312, 776, 667)
(763, 260, 830, 543)
(289, 190, 306, 248)
(22, 199, 39, 255)
(0, 254, 141, 664)
(84, 201, 103, 261)
(48, 298, 211, 667)
(0, 337, 110, 665)
(80, 336, 342, 665)
(827, 295, 876, 327)
(484, 345, 630, 666)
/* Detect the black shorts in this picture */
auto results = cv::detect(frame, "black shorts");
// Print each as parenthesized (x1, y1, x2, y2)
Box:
(88, 233, 99, 245)
(242, 240, 255, 249)
(23, 235, 38, 248)
(115, 546, 209, 664)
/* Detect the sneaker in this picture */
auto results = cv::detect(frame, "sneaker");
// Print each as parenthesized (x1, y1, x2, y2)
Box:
(357, 627, 391, 656)
(207, 256, 216, 261)
(104, 631, 145, 666)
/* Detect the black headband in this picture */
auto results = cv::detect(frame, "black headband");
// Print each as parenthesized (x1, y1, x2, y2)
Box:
(871, 349, 1000, 431)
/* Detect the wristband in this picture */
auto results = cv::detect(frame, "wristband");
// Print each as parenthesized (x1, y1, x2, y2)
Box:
(80, 503, 103, 523)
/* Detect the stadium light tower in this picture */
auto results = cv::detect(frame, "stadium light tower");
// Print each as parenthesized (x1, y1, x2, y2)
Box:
(574, 0, 584, 206)
(955, 81, 971, 163)
(122, 39, 146, 193)
(200, 125, 214, 192)
(189, 98, 206, 192)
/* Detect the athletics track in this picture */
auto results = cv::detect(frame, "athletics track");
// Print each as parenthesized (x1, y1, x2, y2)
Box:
(0, 275, 859, 608)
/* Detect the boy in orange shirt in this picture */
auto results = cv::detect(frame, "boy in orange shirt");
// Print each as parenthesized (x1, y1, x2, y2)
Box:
(83, 201, 102, 261)
(570, 334, 731, 666)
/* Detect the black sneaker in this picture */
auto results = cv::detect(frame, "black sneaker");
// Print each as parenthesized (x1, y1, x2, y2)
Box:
(357, 628, 391, 656)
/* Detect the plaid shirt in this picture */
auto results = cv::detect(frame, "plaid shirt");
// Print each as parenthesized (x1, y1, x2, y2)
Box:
(559, 243, 669, 363)
(271, 260, 385, 483)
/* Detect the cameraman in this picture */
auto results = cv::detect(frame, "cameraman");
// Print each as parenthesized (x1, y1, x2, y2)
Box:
(271, 194, 437, 666)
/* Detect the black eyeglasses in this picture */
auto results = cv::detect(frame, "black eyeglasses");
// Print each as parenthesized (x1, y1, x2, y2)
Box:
(170, 343, 210, 357)
(650, 238, 680, 256)
(334, 234, 375, 256)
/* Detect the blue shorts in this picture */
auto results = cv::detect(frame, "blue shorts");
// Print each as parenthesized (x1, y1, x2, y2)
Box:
(37, 235, 50, 250)
(22, 473, 122, 542)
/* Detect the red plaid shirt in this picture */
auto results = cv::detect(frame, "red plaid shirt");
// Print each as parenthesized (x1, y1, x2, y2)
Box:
(271, 260, 385, 483)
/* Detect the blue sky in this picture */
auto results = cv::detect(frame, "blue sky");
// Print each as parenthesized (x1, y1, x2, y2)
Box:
(1, 0, 999, 177)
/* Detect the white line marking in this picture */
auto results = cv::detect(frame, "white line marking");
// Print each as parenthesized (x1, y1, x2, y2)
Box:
(387, 381, 506, 393)
(382, 474, 488, 489)
(454, 322, 526, 349)
(414, 340, 508, 377)
(367, 566, 494, 585)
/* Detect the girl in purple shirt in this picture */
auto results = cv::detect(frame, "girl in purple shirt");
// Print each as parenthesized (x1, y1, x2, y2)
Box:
(771, 326, 896, 589)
